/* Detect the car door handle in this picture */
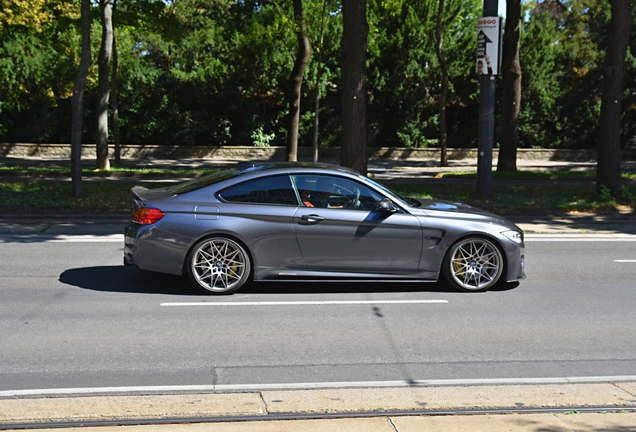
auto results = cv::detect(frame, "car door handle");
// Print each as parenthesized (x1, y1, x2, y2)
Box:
(301, 214, 325, 222)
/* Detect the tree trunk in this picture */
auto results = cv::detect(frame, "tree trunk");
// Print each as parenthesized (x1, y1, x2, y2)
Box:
(312, 0, 328, 163)
(340, 0, 368, 175)
(435, 0, 449, 167)
(312, 64, 322, 163)
(497, 0, 522, 172)
(96, 0, 112, 170)
(70, 0, 91, 198)
(111, 0, 121, 166)
(597, 0, 632, 198)
(286, 0, 312, 162)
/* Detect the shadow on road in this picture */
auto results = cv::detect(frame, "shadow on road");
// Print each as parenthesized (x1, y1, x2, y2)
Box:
(508, 211, 636, 235)
(59, 265, 519, 295)
(59, 266, 199, 295)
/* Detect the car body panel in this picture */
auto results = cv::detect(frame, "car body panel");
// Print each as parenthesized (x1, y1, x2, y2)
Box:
(293, 207, 425, 272)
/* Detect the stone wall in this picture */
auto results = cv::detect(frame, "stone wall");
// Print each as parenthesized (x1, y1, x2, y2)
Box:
(2, 142, 635, 161)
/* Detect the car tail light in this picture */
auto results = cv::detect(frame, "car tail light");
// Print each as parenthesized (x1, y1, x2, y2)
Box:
(132, 207, 165, 225)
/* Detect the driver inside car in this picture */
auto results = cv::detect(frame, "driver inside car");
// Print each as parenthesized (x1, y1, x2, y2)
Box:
(320, 177, 356, 208)
(298, 176, 355, 209)
(298, 177, 330, 208)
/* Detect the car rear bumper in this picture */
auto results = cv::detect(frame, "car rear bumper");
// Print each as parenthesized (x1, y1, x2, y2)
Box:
(123, 222, 191, 276)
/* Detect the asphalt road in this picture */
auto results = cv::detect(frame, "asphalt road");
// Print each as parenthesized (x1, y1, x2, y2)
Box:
(1, 237, 635, 393)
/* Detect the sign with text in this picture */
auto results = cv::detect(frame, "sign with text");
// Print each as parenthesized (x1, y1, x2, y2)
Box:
(476, 17, 501, 75)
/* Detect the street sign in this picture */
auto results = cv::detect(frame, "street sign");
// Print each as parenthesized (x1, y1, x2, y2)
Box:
(476, 17, 501, 75)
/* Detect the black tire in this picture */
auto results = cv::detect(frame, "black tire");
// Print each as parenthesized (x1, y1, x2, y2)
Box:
(186, 237, 251, 294)
(442, 237, 504, 292)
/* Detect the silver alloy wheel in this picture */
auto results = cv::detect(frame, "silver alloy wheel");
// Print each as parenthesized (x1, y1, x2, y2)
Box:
(446, 237, 503, 291)
(189, 237, 250, 294)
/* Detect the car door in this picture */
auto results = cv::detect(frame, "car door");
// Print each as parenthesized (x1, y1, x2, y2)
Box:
(216, 174, 305, 270)
(291, 174, 423, 273)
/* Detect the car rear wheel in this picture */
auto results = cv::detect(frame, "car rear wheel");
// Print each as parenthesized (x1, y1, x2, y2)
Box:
(442, 237, 503, 292)
(187, 237, 251, 294)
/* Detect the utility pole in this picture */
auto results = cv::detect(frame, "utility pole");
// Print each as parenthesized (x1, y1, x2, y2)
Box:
(477, 0, 499, 197)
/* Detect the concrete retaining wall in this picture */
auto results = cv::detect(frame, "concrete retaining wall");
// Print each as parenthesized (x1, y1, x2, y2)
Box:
(2, 143, 635, 161)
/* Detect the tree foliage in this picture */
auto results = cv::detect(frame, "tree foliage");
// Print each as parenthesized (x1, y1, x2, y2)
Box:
(0, 0, 634, 154)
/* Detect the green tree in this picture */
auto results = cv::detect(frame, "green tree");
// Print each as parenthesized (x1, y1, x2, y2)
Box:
(597, 0, 632, 198)
(96, 0, 113, 170)
(111, 0, 121, 165)
(517, 0, 611, 150)
(71, 0, 92, 197)
(518, 4, 561, 148)
(304, 0, 342, 150)
(286, 0, 312, 161)
(367, 0, 479, 149)
(0, 0, 79, 143)
(341, 0, 368, 175)
(497, 0, 522, 172)
(554, 0, 609, 149)
(435, 0, 449, 166)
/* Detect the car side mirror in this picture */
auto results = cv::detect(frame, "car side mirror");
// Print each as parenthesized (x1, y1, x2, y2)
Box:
(377, 198, 398, 213)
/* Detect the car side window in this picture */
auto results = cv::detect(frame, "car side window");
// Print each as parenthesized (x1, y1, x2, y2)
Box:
(292, 175, 383, 211)
(218, 175, 297, 205)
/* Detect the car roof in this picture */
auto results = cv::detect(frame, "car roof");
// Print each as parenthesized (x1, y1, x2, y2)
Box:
(235, 161, 360, 176)
(160, 162, 362, 197)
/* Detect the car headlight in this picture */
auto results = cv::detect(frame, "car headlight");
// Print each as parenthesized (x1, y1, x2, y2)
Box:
(502, 230, 523, 244)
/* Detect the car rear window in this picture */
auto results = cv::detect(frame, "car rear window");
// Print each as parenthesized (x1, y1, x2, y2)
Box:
(218, 175, 297, 205)
(166, 169, 239, 195)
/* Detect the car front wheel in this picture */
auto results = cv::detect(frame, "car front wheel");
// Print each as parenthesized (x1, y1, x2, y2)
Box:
(186, 237, 251, 294)
(442, 237, 504, 292)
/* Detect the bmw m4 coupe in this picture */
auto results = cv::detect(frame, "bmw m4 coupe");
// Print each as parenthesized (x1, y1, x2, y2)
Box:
(124, 162, 525, 294)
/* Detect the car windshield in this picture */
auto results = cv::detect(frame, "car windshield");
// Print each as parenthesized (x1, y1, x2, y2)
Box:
(355, 174, 419, 208)
(166, 169, 239, 195)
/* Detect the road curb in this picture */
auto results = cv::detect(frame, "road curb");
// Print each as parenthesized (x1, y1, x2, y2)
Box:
(1, 382, 635, 428)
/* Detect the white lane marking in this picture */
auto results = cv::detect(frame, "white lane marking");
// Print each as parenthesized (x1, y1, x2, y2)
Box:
(615, 260, 636, 262)
(160, 300, 448, 307)
(2, 376, 636, 397)
(525, 234, 636, 239)
(0, 234, 123, 243)
(525, 234, 636, 242)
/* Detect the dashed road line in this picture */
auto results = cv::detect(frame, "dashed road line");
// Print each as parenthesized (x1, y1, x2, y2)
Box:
(525, 234, 636, 241)
(0, 234, 123, 243)
(160, 300, 449, 307)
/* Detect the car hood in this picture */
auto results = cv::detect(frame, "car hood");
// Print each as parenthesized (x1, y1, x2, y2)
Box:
(410, 198, 519, 230)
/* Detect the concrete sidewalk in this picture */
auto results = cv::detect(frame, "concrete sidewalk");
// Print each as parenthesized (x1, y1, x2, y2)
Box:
(2, 154, 636, 183)
(1, 382, 636, 431)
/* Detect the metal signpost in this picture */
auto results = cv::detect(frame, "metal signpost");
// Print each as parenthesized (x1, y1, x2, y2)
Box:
(476, 1, 501, 197)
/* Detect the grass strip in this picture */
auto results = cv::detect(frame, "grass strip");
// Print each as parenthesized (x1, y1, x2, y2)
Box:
(2, 181, 634, 214)
(0, 182, 137, 212)
(392, 184, 635, 213)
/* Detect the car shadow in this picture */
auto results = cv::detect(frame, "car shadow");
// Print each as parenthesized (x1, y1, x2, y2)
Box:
(59, 266, 520, 295)
(59, 266, 200, 295)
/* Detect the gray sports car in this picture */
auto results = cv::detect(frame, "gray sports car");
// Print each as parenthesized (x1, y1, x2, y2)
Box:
(124, 162, 525, 294)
